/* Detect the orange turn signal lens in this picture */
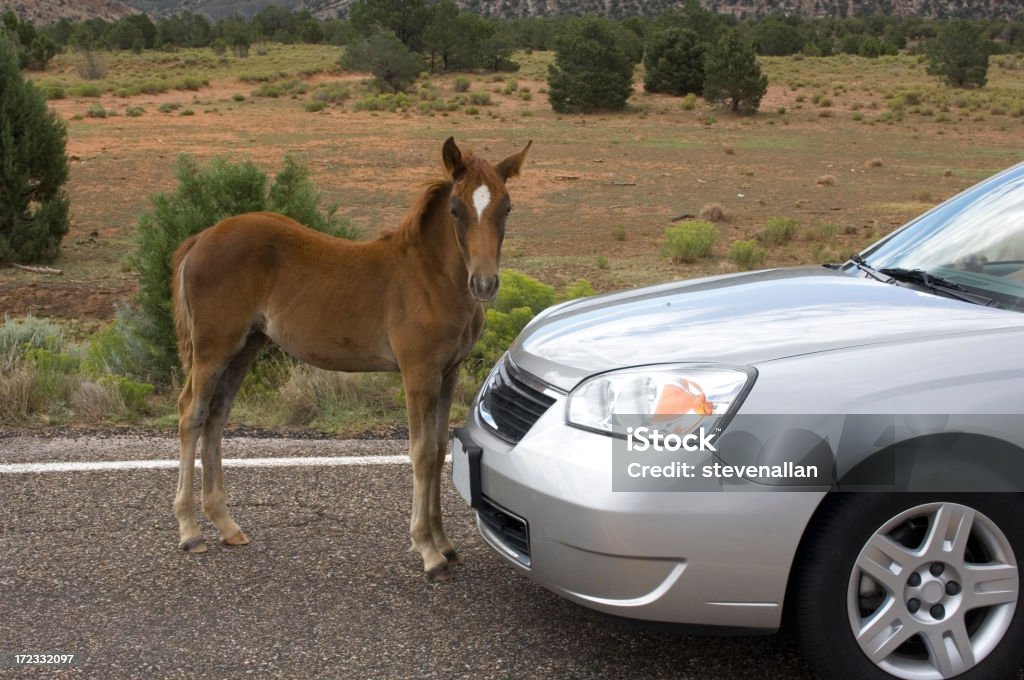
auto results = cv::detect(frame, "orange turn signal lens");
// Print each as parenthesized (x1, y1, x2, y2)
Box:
(653, 380, 713, 417)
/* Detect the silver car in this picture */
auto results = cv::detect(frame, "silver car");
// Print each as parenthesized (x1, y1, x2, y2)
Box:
(453, 162, 1024, 680)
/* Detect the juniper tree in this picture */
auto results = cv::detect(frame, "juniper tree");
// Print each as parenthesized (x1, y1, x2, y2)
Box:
(927, 20, 992, 88)
(547, 18, 634, 113)
(644, 27, 705, 96)
(0, 32, 69, 264)
(703, 28, 769, 114)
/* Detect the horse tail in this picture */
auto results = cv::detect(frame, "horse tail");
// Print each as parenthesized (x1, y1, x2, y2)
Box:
(171, 235, 200, 377)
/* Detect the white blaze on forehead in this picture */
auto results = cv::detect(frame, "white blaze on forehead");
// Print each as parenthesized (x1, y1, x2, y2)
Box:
(472, 184, 491, 220)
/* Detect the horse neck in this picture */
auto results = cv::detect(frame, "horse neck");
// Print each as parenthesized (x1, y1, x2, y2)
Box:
(412, 186, 471, 295)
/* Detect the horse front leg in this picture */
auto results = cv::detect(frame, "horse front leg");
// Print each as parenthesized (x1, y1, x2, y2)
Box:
(430, 364, 461, 566)
(402, 366, 451, 582)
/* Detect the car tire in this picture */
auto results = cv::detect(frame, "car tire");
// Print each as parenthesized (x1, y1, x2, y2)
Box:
(790, 492, 1024, 680)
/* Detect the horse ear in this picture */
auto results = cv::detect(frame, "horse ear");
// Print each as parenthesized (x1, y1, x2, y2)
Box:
(442, 137, 465, 181)
(496, 140, 532, 182)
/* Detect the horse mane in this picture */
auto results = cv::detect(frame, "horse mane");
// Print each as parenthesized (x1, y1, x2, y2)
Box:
(377, 149, 495, 245)
(377, 179, 453, 245)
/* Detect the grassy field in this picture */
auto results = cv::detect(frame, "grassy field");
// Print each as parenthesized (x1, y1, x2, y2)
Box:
(2, 43, 1023, 430)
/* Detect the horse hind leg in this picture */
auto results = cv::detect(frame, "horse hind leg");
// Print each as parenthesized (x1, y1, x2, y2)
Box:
(200, 333, 268, 546)
(174, 357, 227, 553)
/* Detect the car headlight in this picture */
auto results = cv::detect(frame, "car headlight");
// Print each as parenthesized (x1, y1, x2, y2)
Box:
(566, 364, 754, 437)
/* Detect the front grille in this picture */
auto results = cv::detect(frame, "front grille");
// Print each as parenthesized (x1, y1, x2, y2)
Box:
(478, 357, 557, 443)
(478, 496, 530, 565)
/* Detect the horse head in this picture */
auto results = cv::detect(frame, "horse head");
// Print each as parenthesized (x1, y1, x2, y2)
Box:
(442, 137, 531, 302)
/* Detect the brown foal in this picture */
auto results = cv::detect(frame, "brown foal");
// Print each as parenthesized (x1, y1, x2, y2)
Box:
(171, 137, 530, 581)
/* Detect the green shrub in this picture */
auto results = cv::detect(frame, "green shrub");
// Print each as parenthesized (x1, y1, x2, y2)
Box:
(311, 82, 350, 104)
(306, 101, 326, 112)
(612, 225, 626, 241)
(662, 221, 718, 263)
(468, 307, 535, 381)
(470, 91, 492, 106)
(69, 84, 102, 97)
(126, 106, 144, 117)
(81, 313, 153, 380)
(0, 35, 70, 265)
(252, 79, 308, 98)
(465, 272, 593, 382)
(100, 374, 154, 414)
(453, 76, 471, 92)
(760, 217, 797, 246)
(0, 316, 76, 422)
(810, 244, 841, 264)
(178, 76, 207, 91)
(728, 239, 767, 270)
(681, 93, 697, 110)
(353, 93, 413, 112)
(26, 347, 78, 374)
(810, 223, 837, 242)
(127, 155, 360, 383)
(492, 271, 557, 314)
(563, 279, 595, 299)
(158, 102, 180, 113)
(232, 93, 246, 102)
(0, 316, 64, 371)
(86, 103, 107, 118)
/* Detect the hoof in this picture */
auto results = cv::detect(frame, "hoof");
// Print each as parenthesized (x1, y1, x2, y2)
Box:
(180, 536, 208, 553)
(443, 549, 463, 567)
(425, 563, 454, 583)
(221, 530, 250, 546)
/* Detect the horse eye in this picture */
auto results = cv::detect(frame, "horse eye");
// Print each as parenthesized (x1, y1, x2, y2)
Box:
(506, 204, 513, 215)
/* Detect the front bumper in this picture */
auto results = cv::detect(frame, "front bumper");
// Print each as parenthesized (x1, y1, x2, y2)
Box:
(456, 395, 826, 631)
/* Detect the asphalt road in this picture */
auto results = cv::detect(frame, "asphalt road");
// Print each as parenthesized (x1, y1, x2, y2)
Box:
(0, 432, 820, 679)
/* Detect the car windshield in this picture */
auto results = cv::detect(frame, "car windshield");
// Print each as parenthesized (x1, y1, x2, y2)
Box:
(858, 162, 1024, 311)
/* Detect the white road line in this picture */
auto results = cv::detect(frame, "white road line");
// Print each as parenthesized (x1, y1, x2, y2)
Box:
(0, 454, 450, 475)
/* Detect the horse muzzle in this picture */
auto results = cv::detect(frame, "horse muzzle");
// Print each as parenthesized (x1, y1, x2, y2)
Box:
(469, 274, 500, 302)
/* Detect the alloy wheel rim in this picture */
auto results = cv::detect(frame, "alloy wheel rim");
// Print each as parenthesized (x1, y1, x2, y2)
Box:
(847, 501, 1019, 679)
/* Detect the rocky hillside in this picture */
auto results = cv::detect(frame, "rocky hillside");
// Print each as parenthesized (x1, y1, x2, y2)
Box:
(6, 0, 1022, 24)
(2, 0, 138, 24)
(123, 0, 1024, 20)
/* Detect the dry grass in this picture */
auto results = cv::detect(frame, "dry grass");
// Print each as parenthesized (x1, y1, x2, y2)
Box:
(277, 365, 407, 433)
(0, 366, 35, 422)
(816, 174, 837, 187)
(699, 202, 730, 223)
(70, 380, 123, 419)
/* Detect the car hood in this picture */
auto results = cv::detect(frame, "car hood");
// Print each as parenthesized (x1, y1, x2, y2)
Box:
(510, 267, 1024, 391)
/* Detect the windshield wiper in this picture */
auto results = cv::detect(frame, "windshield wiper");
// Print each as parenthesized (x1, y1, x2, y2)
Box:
(879, 267, 996, 306)
(848, 253, 890, 282)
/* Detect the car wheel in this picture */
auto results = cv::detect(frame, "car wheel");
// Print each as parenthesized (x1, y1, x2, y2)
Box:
(790, 493, 1024, 680)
